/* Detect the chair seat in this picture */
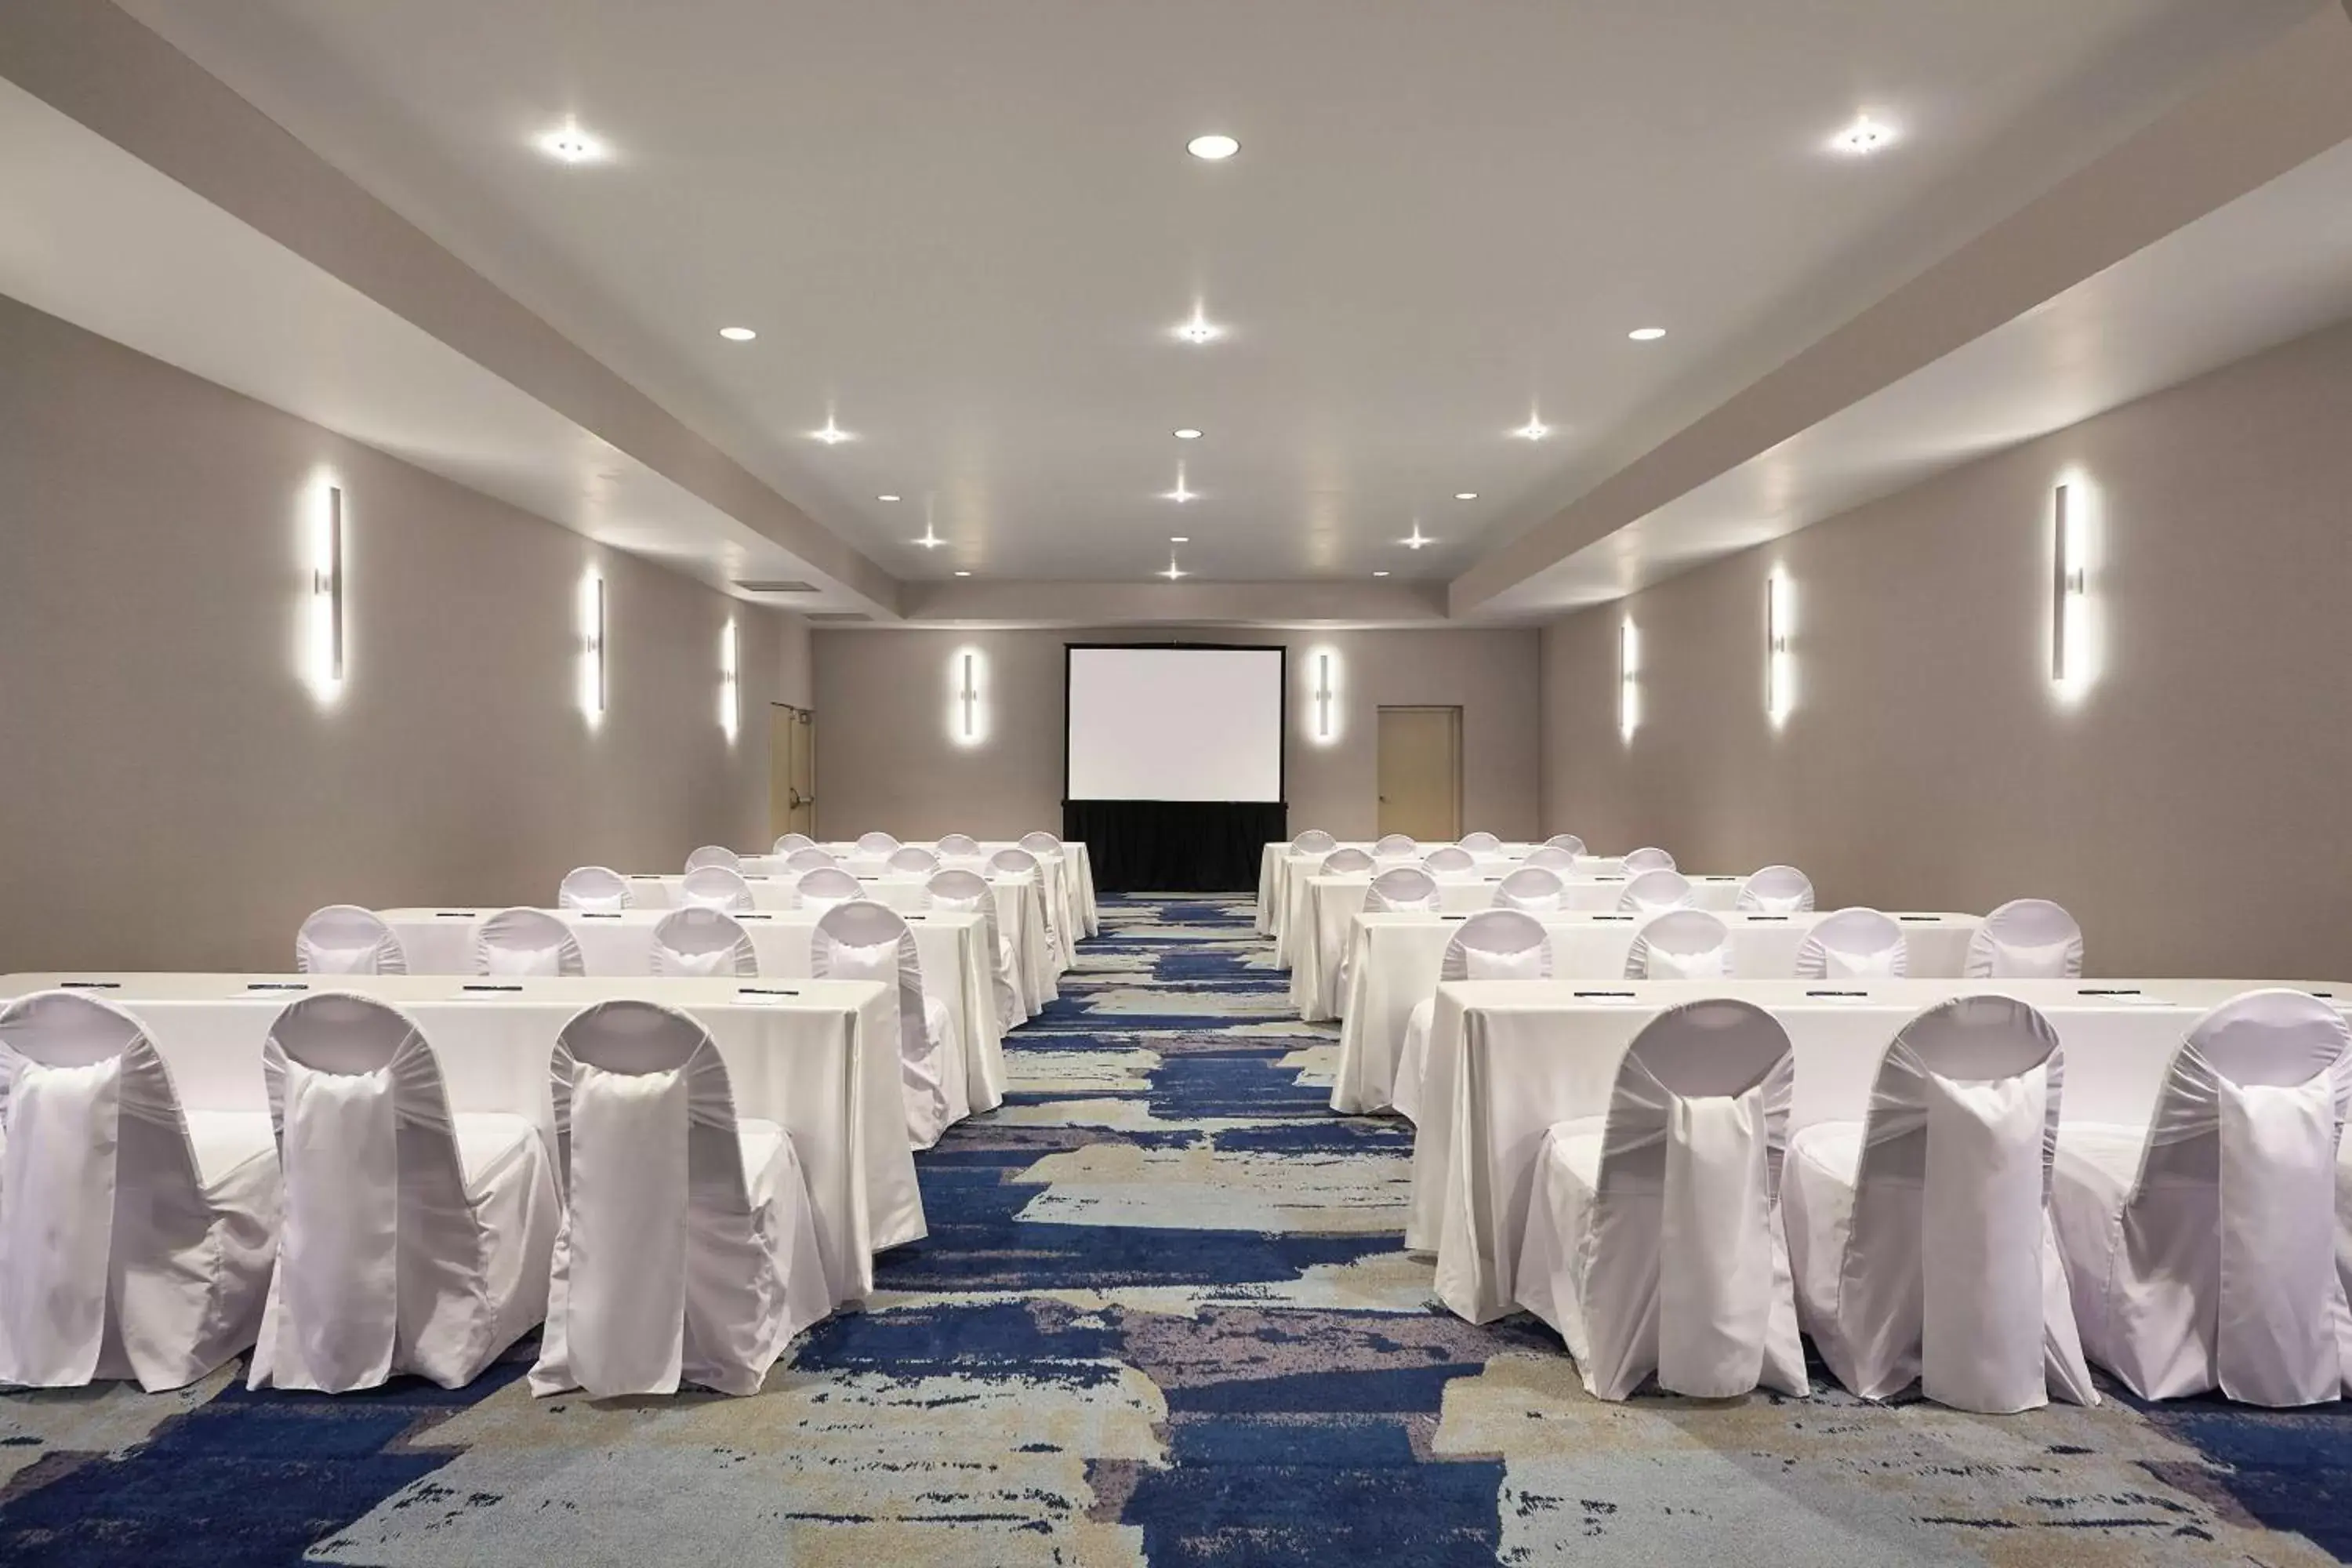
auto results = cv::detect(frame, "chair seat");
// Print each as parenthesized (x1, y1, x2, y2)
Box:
(184, 1110, 278, 1189)
(452, 1112, 543, 1192)
(2053, 1123, 2144, 1209)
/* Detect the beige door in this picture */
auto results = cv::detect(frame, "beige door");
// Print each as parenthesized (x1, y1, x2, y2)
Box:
(770, 703, 817, 840)
(1377, 706, 1461, 840)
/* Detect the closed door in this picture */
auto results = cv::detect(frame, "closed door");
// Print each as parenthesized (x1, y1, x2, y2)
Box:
(771, 703, 816, 838)
(1377, 706, 1461, 840)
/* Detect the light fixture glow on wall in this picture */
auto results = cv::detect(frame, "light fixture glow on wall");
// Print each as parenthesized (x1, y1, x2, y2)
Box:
(1766, 569, 1795, 726)
(1618, 619, 1641, 742)
(305, 481, 346, 701)
(577, 571, 607, 724)
(950, 646, 987, 746)
(2051, 479, 2096, 694)
(719, 619, 741, 742)
(1308, 647, 1343, 746)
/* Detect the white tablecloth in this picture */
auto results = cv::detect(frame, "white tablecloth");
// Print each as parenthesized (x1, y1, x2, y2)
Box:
(379, 906, 1004, 1126)
(1327, 910, 1983, 1112)
(795, 840, 1098, 946)
(1254, 843, 1625, 943)
(725, 863, 1061, 1011)
(1403, 975, 2352, 1323)
(0, 971, 926, 1312)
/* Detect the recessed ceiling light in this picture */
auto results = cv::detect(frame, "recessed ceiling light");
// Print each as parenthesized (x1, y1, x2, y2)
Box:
(1403, 526, 1434, 550)
(1160, 561, 1189, 580)
(535, 122, 607, 164)
(1165, 466, 1195, 503)
(1373, 570, 1391, 578)
(1830, 114, 1896, 156)
(1454, 492, 1478, 501)
(1187, 133, 1240, 162)
(1512, 419, 1551, 441)
(717, 326, 757, 342)
(915, 530, 945, 549)
(810, 420, 853, 445)
(1170, 535, 1190, 543)
(877, 493, 901, 502)
(954, 569, 971, 577)
(1628, 327, 1667, 342)
(1174, 315, 1224, 345)
(1174, 428, 1203, 441)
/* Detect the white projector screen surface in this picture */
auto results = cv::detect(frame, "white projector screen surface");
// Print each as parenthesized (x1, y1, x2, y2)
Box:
(1066, 646, 1285, 801)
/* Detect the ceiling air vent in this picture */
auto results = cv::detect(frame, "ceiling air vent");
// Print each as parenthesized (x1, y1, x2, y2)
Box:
(732, 579, 818, 594)
(804, 612, 870, 624)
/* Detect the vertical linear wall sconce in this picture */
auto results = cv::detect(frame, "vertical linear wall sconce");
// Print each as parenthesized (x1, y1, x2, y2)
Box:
(1766, 570, 1794, 726)
(1618, 619, 1641, 742)
(950, 646, 986, 746)
(719, 619, 740, 742)
(309, 484, 345, 698)
(577, 571, 606, 723)
(1310, 648, 1341, 744)
(2052, 481, 2087, 688)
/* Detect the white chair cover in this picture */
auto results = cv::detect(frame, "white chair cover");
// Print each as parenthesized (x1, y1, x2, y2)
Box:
(1626, 910, 1733, 980)
(1784, 995, 2098, 1412)
(1617, 868, 1693, 915)
(1624, 847, 1675, 873)
(1321, 848, 1376, 875)
(650, 908, 757, 978)
(1396, 911, 1554, 1126)
(1018, 832, 1062, 856)
(1422, 847, 1476, 877)
(1969, 898, 2085, 979)
(855, 831, 901, 855)
(772, 833, 815, 854)
(1363, 867, 1441, 914)
(887, 845, 942, 874)
(1292, 829, 1338, 855)
(1458, 831, 1504, 853)
(680, 865, 755, 913)
(1546, 834, 1586, 855)
(248, 993, 558, 1392)
(928, 869, 1022, 1032)
(784, 847, 839, 873)
(1738, 865, 1816, 914)
(0, 991, 278, 1390)
(2053, 989, 2352, 1405)
(1515, 1000, 1806, 1400)
(1493, 867, 1565, 912)
(1373, 833, 1417, 856)
(793, 866, 862, 913)
(685, 845, 742, 874)
(558, 866, 631, 912)
(1795, 907, 1909, 979)
(813, 902, 955, 1148)
(529, 1001, 829, 1398)
(936, 833, 982, 857)
(296, 906, 408, 975)
(1523, 845, 1577, 873)
(474, 908, 585, 977)
(990, 848, 1054, 951)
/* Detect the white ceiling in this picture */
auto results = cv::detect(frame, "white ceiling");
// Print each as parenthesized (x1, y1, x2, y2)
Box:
(108, 0, 2326, 590)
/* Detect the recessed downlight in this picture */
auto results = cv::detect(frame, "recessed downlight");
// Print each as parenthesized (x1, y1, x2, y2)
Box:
(1187, 133, 1240, 161)
(1373, 570, 1391, 578)
(1628, 327, 1667, 342)
(1830, 114, 1897, 156)
(1174, 428, 1203, 441)
(1170, 535, 1189, 544)
(718, 326, 757, 342)
(535, 122, 607, 164)
(810, 420, 853, 445)
(915, 529, 946, 550)
(954, 569, 971, 577)
(1512, 419, 1551, 441)
(1174, 315, 1224, 345)
(1454, 492, 1478, 501)
(1403, 526, 1434, 550)
(1160, 561, 1189, 580)
(877, 494, 902, 502)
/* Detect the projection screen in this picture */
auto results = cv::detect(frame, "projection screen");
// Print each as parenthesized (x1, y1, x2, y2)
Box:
(1065, 644, 1286, 801)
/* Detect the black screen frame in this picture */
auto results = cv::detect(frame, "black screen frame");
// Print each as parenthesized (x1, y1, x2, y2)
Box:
(1062, 641, 1290, 804)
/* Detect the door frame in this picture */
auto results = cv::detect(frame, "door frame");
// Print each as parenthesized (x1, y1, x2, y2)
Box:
(770, 702, 815, 840)
(1375, 704, 1463, 841)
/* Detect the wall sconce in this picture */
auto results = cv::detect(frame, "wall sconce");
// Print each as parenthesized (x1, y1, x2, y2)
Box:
(1766, 570, 1794, 726)
(577, 571, 606, 723)
(1309, 647, 1342, 744)
(719, 619, 740, 742)
(1618, 619, 1641, 742)
(2052, 481, 2090, 689)
(307, 482, 345, 699)
(950, 646, 986, 746)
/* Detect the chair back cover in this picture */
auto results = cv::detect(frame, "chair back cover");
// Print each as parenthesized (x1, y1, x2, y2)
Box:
(536, 1000, 780, 1397)
(1458, 831, 1504, 853)
(793, 867, 862, 913)
(1422, 846, 1476, 876)
(1831, 995, 2094, 1411)
(1364, 867, 1441, 914)
(813, 902, 949, 1138)
(680, 864, 755, 913)
(256, 993, 517, 1391)
(1493, 867, 1566, 912)
(1292, 829, 1338, 855)
(1617, 869, 1694, 916)
(1626, 910, 1733, 979)
(1019, 831, 1062, 855)
(650, 908, 757, 977)
(684, 845, 741, 874)
(887, 845, 942, 873)
(1968, 898, 2084, 978)
(0, 991, 262, 1389)
(990, 848, 1041, 877)
(1439, 910, 1553, 983)
(855, 831, 901, 855)
(772, 833, 815, 854)
(474, 908, 585, 977)
(1796, 907, 1908, 979)
(783, 847, 839, 873)
(559, 866, 632, 912)
(296, 906, 409, 975)
(1524, 845, 1577, 872)
(1373, 833, 1417, 856)
(1739, 865, 1816, 913)
(1546, 834, 1587, 855)
(1623, 847, 1676, 874)
(925, 870, 1002, 946)
(935, 833, 982, 856)
(1320, 848, 1375, 875)
(1579, 999, 1803, 1399)
(2108, 989, 2352, 1404)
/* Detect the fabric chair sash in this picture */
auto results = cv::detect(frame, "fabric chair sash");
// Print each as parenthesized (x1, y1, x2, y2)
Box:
(273, 1056, 401, 1390)
(1657, 1089, 1775, 1396)
(1919, 1067, 2051, 1412)
(2216, 1076, 2342, 1403)
(0, 1053, 122, 1386)
(556, 1062, 692, 1396)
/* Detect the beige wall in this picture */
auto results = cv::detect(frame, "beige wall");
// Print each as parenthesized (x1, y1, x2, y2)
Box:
(0, 293, 780, 971)
(1540, 315, 2352, 978)
(813, 626, 1541, 849)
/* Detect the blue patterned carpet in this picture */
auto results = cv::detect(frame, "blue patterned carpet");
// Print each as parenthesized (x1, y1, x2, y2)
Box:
(6, 895, 2352, 1564)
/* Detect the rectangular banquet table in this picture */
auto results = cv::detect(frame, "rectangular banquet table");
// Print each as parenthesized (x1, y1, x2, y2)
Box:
(378, 906, 1004, 1127)
(726, 862, 1061, 1011)
(0, 971, 927, 1312)
(793, 840, 1099, 948)
(1327, 909, 1983, 1112)
(1254, 841, 1627, 944)
(1403, 975, 2352, 1323)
